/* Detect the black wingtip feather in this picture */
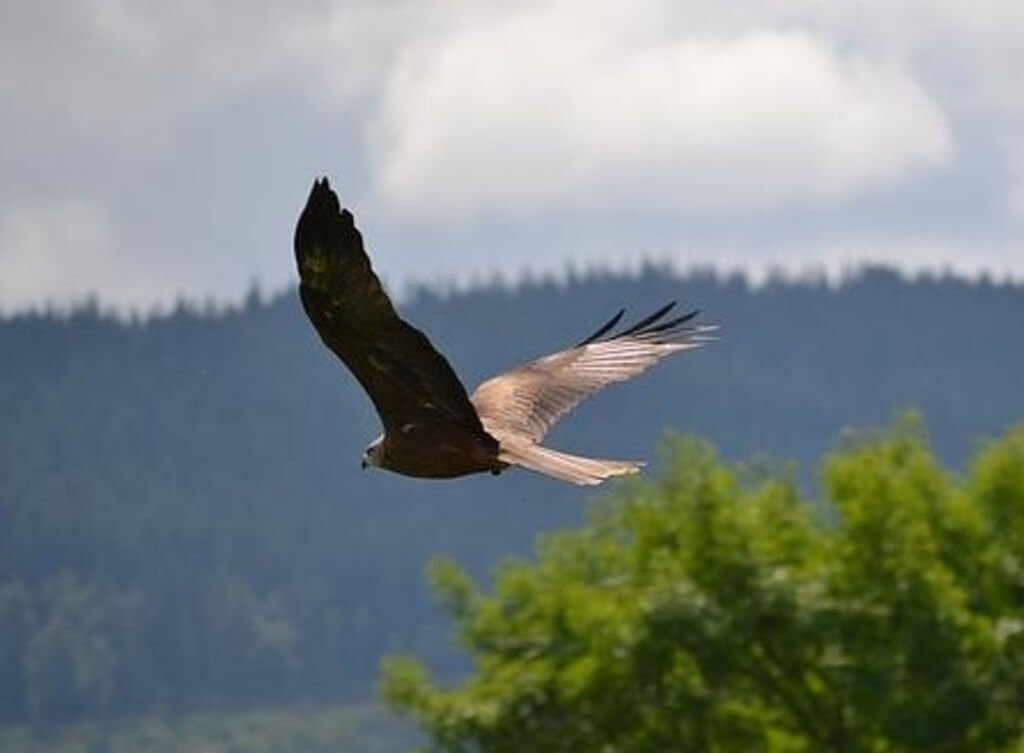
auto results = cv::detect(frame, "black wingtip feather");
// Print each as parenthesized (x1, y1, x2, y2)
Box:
(306, 176, 340, 214)
(294, 176, 363, 284)
(646, 308, 699, 334)
(575, 308, 626, 347)
(577, 302, 705, 347)
(619, 301, 677, 336)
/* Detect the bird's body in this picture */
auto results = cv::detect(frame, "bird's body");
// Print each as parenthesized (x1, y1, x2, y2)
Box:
(369, 422, 503, 479)
(294, 177, 714, 485)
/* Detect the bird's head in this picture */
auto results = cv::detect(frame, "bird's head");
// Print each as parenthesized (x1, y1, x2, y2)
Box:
(361, 435, 384, 470)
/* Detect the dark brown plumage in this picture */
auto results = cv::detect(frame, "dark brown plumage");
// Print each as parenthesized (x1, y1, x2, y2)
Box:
(294, 177, 714, 485)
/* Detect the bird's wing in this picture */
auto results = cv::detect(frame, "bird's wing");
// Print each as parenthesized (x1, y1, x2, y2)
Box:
(470, 302, 715, 442)
(295, 178, 486, 435)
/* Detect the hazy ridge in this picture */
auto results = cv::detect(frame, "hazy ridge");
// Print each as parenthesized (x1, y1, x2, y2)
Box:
(1, 265, 1022, 725)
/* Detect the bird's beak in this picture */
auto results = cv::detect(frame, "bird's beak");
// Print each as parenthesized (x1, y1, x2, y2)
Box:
(360, 458, 368, 470)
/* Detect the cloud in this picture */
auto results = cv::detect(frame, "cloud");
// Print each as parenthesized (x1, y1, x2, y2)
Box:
(0, 0, 326, 140)
(0, 198, 218, 314)
(1009, 183, 1024, 222)
(0, 199, 120, 312)
(370, 12, 951, 219)
(4, 0, 1024, 315)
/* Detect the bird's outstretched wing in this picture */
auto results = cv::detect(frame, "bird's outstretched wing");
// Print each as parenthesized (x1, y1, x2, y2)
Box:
(294, 178, 485, 435)
(471, 303, 715, 442)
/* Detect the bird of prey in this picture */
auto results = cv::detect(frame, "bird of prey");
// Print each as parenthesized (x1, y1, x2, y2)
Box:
(294, 178, 714, 485)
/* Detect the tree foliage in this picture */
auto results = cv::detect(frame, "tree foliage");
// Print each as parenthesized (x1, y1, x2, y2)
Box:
(383, 419, 1024, 751)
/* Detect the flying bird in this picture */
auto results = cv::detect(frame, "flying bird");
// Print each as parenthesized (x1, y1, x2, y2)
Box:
(294, 178, 714, 485)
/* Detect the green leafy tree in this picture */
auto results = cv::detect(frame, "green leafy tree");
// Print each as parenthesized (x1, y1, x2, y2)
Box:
(383, 419, 1024, 752)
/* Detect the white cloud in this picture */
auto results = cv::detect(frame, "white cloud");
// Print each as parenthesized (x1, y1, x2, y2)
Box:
(0, 198, 220, 314)
(370, 12, 950, 219)
(0, 0, 325, 138)
(0, 200, 120, 312)
(1009, 184, 1024, 222)
(4, 0, 1024, 314)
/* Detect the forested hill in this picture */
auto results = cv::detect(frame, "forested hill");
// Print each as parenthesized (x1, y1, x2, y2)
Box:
(1, 265, 1022, 723)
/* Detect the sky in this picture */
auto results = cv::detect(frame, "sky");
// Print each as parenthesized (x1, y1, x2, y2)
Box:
(2, 0, 1023, 314)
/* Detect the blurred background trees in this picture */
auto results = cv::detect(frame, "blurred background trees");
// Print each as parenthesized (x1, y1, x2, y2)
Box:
(2, 267, 1023, 748)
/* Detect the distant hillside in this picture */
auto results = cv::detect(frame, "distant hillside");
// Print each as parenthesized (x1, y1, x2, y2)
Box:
(1, 265, 1022, 723)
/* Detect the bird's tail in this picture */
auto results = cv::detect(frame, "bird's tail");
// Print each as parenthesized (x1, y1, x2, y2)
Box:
(498, 441, 642, 486)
